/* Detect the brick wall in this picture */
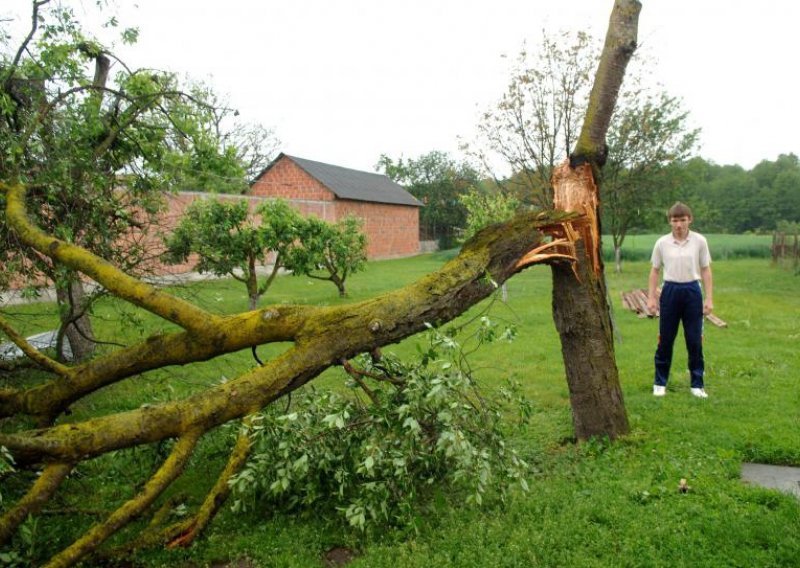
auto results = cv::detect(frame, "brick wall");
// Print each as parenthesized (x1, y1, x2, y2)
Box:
(335, 200, 419, 259)
(251, 158, 335, 205)
(250, 156, 420, 259)
(5, 161, 420, 290)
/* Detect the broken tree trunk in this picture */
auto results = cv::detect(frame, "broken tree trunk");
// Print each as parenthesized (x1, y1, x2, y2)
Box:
(551, 165, 629, 439)
(549, 0, 641, 440)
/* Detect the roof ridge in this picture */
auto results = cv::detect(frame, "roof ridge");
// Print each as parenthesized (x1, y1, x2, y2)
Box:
(256, 153, 422, 208)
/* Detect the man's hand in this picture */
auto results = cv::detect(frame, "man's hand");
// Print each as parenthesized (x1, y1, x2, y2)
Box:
(647, 297, 658, 316)
(703, 299, 713, 316)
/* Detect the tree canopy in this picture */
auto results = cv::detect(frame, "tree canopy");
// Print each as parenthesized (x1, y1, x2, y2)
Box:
(163, 197, 305, 310)
(377, 151, 480, 248)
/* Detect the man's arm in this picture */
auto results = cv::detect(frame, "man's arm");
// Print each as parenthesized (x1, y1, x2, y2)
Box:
(701, 265, 713, 315)
(647, 266, 660, 315)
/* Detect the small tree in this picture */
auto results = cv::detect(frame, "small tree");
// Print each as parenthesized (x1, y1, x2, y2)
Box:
(163, 198, 304, 310)
(288, 216, 367, 297)
(602, 90, 699, 272)
(468, 30, 600, 209)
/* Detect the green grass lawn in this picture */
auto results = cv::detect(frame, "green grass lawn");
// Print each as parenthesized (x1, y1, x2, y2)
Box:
(2, 251, 799, 567)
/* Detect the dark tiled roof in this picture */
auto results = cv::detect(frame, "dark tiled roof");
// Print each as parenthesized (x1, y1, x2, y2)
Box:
(259, 153, 422, 207)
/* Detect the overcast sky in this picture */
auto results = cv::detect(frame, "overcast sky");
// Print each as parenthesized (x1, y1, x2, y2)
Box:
(3, 1, 798, 173)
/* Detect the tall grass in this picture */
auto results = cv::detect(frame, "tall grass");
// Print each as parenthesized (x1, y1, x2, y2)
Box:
(2, 253, 798, 567)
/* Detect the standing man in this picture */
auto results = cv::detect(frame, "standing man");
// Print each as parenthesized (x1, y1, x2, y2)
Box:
(647, 202, 714, 398)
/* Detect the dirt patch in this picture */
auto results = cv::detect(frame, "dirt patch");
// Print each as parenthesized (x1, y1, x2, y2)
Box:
(323, 546, 359, 567)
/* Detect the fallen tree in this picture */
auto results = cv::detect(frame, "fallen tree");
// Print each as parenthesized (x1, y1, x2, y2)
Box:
(0, 1, 642, 565)
(1, 179, 578, 563)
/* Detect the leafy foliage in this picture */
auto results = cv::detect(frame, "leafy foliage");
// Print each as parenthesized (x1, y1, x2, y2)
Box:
(459, 188, 522, 241)
(377, 151, 480, 248)
(163, 197, 304, 309)
(602, 89, 699, 270)
(681, 154, 800, 233)
(0, 1, 276, 356)
(229, 319, 530, 531)
(287, 215, 368, 297)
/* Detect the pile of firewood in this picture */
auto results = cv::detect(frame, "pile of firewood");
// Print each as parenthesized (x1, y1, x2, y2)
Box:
(621, 288, 727, 328)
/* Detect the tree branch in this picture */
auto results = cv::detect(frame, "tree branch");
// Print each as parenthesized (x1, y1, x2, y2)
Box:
(573, 0, 642, 165)
(0, 313, 72, 377)
(2, 0, 51, 91)
(2, 182, 220, 334)
(0, 209, 578, 465)
(44, 431, 201, 568)
(0, 462, 73, 546)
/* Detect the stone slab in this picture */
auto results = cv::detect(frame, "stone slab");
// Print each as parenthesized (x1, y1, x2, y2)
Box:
(741, 462, 800, 498)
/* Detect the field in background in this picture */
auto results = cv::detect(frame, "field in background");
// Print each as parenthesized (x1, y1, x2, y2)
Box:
(603, 233, 773, 262)
(1, 249, 798, 567)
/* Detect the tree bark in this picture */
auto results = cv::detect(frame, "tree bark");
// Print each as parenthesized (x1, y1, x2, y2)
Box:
(55, 278, 95, 362)
(550, 0, 641, 440)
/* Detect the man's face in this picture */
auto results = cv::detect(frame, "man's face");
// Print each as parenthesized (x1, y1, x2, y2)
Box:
(669, 215, 692, 239)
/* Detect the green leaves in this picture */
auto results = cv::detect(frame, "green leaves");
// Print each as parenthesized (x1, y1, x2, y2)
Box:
(460, 189, 521, 241)
(163, 197, 367, 306)
(285, 215, 368, 297)
(229, 319, 531, 532)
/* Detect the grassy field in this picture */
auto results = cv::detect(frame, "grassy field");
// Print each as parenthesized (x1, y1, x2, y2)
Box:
(603, 233, 774, 262)
(2, 249, 799, 567)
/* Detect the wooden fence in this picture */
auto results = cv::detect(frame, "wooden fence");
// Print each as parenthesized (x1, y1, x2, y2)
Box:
(771, 231, 799, 268)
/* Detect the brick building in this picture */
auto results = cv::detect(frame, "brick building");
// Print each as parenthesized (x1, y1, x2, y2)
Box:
(251, 154, 422, 259)
(4, 155, 422, 293)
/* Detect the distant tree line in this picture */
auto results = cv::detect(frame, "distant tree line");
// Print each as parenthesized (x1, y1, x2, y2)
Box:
(653, 153, 800, 234)
(378, 150, 800, 252)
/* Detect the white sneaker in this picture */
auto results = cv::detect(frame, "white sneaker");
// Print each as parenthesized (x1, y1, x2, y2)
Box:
(690, 388, 709, 399)
(653, 385, 666, 397)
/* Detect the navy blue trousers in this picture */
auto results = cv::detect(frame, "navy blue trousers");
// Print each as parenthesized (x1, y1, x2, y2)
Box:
(654, 281, 705, 388)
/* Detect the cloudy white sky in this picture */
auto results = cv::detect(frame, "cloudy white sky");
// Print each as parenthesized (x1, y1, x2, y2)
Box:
(3, 0, 798, 173)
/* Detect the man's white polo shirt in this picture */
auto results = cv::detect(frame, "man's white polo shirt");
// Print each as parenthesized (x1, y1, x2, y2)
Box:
(651, 231, 711, 283)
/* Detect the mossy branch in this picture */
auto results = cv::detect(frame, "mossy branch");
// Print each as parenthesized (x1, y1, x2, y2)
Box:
(0, 313, 72, 377)
(573, 0, 641, 166)
(2, 182, 220, 334)
(0, 210, 578, 466)
(0, 304, 312, 420)
(43, 430, 201, 568)
(0, 463, 73, 546)
(166, 416, 254, 548)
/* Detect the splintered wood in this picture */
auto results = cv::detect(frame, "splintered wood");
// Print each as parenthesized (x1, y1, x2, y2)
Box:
(552, 161, 602, 275)
(621, 288, 728, 328)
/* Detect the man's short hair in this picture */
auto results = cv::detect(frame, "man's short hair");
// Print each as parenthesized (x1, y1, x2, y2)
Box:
(667, 202, 693, 219)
